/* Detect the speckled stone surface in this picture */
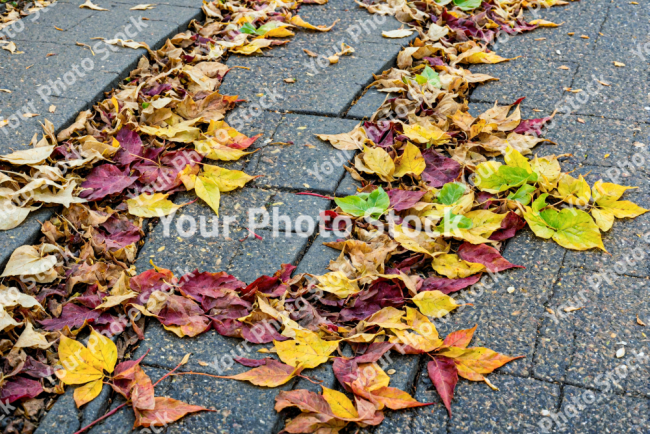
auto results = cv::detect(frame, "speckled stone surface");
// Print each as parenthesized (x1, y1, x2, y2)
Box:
(468, 57, 578, 111)
(251, 114, 359, 193)
(346, 88, 390, 120)
(335, 170, 362, 197)
(294, 232, 342, 275)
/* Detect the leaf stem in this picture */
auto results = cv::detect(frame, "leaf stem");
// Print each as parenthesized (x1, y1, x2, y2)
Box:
(72, 402, 128, 434)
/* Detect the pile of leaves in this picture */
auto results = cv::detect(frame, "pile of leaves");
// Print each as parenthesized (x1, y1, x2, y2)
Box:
(0, 0, 647, 433)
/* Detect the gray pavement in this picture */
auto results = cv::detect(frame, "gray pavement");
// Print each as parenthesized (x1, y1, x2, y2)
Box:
(3, 0, 650, 433)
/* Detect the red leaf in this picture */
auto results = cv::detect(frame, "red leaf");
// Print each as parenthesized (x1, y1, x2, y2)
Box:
(79, 164, 138, 201)
(352, 342, 394, 364)
(113, 126, 143, 166)
(421, 149, 461, 188)
(241, 322, 288, 344)
(0, 376, 43, 403)
(38, 303, 100, 331)
(130, 268, 175, 304)
(131, 366, 155, 411)
(178, 270, 246, 311)
(489, 212, 526, 241)
(427, 357, 458, 417)
(233, 357, 272, 367)
(420, 274, 482, 294)
(387, 189, 426, 211)
(134, 397, 209, 428)
(457, 243, 524, 273)
(443, 325, 477, 349)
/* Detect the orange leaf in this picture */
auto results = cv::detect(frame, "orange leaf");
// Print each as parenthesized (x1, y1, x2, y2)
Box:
(224, 359, 302, 387)
(134, 397, 209, 428)
(442, 325, 477, 349)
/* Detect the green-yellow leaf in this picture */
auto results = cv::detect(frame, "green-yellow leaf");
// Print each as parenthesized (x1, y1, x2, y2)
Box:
(194, 176, 221, 216)
(126, 193, 184, 218)
(412, 290, 460, 318)
(201, 164, 257, 192)
(432, 254, 485, 278)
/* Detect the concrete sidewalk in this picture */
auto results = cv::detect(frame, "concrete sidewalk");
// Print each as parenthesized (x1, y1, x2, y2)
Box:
(4, 0, 650, 433)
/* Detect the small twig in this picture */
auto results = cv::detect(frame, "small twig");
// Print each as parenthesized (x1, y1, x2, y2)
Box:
(72, 402, 128, 434)
(295, 192, 333, 200)
(153, 355, 185, 387)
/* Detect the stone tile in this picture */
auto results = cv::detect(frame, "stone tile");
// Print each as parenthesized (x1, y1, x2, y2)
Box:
(495, 0, 611, 62)
(224, 109, 283, 151)
(33, 388, 79, 434)
(295, 232, 342, 275)
(447, 375, 560, 434)
(133, 190, 260, 275)
(346, 88, 389, 120)
(539, 269, 649, 393)
(554, 386, 650, 434)
(226, 228, 311, 284)
(257, 190, 332, 234)
(252, 114, 358, 193)
(469, 58, 578, 111)
(335, 170, 362, 197)
(569, 53, 650, 123)
(5, 1, 97, 42)
(595, 1, 650, 64)
(406, 369, 449, 434)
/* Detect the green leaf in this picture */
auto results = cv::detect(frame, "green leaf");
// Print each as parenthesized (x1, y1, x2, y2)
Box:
(453, 0, 481, 10)
(256, 21, 283, 35)
(507, 184, 536, 205)
(438, 182, 466, 206)
(335, 187, 389, 219)
(438, 210, 473, 231)
(141, 102, 150, 109)
(415, 66, 441, 88)
(240, 22, 258, 35)
(524, 206, 605, 251)
(474, 161, 538, 193)
(532, 193, 548, 213)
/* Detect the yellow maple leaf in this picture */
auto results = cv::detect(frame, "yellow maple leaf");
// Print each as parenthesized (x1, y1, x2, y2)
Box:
(275, 329, 339, 369)
(394, 143, 425, 177)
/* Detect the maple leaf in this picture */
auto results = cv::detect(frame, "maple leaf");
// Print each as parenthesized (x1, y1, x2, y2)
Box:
(275, 329, 339, 369)
(220, 359, 302, 387)
(79, 165, 138, 201)
(55, 330, 117, 407)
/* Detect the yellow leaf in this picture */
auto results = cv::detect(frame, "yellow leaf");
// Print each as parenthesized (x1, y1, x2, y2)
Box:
(201, 165, 257, 192)
(591, 180, 636, 204)
(504, 145, 532, 173)
(365, 307, 410, 330)
(322, 387, 359, 419)
(358, 146, 395, 182)
(357, 363, 390, 391)
(556, 174, 591, 206)
(394, 143, 425, 177)
(290, 15, 337, 31)
(316, 272, 360, 298)
(275, 329, 339, 369)
(529, 19, 561, 27)
(127, 193, 184, 218)
(402, 124, 449, 146)
(432, 254, 485, 278)
(88, 329, 117, 374)
(195, 139, 252, 161)
(392, 225, 447, 256)
(592, 201, 647, 231)
(264, 27, 295, 38)
(405, 306, 439, 339)
(139, 119, 201, 143)
(462, 51, 514, 64)
(74, 379, 103, 407)
(194, 176, 221, 216)
(412, 290, 460, 318)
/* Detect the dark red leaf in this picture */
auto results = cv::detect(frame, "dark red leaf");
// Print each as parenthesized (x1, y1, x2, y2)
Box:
(513, 116, 553, 136)
(241, 322, 288, 344)
(489, 212, 526, 241)
(114, 127, 143, 166)
(352, 342, 394, 364)
(387, 189, 426, 212)
(39, 303, 100, 331)
(421, 149, 461, 188)
(427, 357, 458, 417)
(420, 274, 482, 294)
(233, 357, 272, 368)
(79, 164, 138, 201)
(0, 377, 43, 403)
(130, 268, 176, 304)
(457, 243, 524, 273)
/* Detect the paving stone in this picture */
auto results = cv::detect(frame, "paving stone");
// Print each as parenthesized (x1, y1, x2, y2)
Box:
(346, 88, 389, 120)
(294, 232, 341, 275)
(224, 109, 284, 151)
(555, 386, 650, 434)
(569, 53, 650, 123)
(251, 114, 358, 193)
(469, 58, 578, 111)
(495, 0, 611, 62)
(258, 190, 332, 235)
(335, 170, 362, 197)
(133, 190, 262, 275)
(447, 375, 560, 434)
(80, 383, 112, 429)
(33, 388, 79, 434)
(4, 1, 97, 42)
(538, 268, 650, 393)
(226, 228, 311, 284)
(595, 1, 650, 63)
(407, 369, 449, 434)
